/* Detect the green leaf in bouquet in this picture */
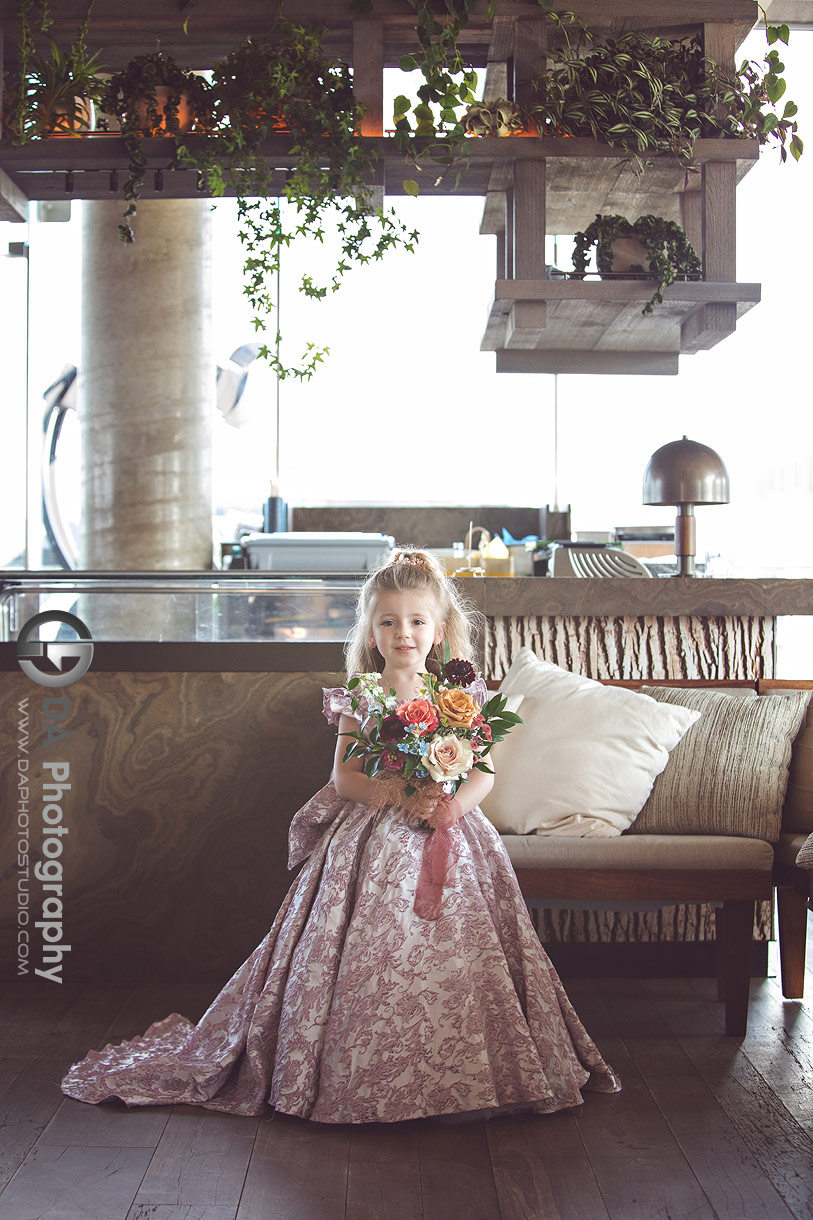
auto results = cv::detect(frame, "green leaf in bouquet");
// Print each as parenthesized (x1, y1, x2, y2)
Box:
(347, 676, 360, 689)
(443, 640, 451, 664)
(405, 783, 417, 796)
(474, 760, 494, 774)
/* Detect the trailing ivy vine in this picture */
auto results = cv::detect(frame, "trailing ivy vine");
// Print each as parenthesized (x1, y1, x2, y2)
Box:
(182, 24, 419, 380)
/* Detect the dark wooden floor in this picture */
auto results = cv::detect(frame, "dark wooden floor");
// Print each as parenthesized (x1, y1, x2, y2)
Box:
(1, 924, 811, 1220)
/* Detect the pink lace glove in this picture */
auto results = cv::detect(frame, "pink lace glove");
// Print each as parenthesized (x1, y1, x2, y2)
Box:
(413, 795, 465, 921)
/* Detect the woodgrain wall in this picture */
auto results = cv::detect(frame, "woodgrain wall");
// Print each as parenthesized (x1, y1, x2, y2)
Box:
(1, 670, 341, 983)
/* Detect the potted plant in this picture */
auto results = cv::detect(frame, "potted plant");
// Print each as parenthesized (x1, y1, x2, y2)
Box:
(5, 0, 104, 142)
(571, 214, 702, 315)
(463, 99, 528, 138)
(100, 51, 212, 242)
(181, 23, 417, 380)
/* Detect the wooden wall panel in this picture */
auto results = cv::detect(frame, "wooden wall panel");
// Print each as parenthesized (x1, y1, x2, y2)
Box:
(485, 614, 774, 944)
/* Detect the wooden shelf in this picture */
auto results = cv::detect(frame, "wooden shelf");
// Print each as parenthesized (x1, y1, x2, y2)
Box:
(0, 133, 760, 214)
(481, 279, 761, 374)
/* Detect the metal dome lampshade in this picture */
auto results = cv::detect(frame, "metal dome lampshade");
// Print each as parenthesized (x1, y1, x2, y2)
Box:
(642, 436, 730, 576)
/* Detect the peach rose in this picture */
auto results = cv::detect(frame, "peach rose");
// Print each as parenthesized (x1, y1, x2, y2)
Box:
(396, 698, 440, 735)
(425, 735, 474, 783)
(435, 688, 480, 729)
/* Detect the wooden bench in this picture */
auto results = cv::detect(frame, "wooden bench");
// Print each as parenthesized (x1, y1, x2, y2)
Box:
(485, 676, 813, 1036)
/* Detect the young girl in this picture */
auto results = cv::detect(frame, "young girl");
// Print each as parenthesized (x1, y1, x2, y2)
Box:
(61, 548, 620, 1123)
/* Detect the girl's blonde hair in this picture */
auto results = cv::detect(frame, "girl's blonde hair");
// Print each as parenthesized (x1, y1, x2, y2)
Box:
(345, 547, 484, 677)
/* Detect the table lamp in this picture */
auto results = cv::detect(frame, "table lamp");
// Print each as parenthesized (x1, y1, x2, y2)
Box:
(642, 436, 730, 576)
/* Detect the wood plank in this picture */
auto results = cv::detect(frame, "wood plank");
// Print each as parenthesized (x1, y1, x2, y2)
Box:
(496, 349, 680, 373)
(652, 980, 813, 1218)
(419, 1122, 502, 1220)
(126, 1108, 259, 1220)
(703, 159, 737, 281)
(558, 982, 720, 1220)
(235, 1113, 351, 1220)
(0, 982, 135, 1192)
(513, 17, 547, 109)
(346, 1116, 422, 1219)
(511, 869, 771, 902)
(599, 982, 798, 1220)
(487, 1110, 611, 1220)
(0, 1143, 155, 1220)
(353, 20, 384, 137)
(725, 976, 813, 1134)
(494, 278, 761, 303)
(0, 166, 27, 221)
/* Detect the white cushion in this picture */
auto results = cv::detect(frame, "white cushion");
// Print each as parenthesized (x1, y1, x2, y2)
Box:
(479, 649, 700, 837)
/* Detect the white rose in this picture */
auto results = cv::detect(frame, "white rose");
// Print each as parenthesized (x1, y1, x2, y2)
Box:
(425, 735, 474, 783)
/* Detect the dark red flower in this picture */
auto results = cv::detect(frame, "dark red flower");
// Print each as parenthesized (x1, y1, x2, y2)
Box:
(379, 714, 406, 742)
(443, 658, 477, 687)
(380, 748, 404, 771)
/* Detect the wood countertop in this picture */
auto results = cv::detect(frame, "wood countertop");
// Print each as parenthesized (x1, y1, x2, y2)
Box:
(450, 577, 813, 617)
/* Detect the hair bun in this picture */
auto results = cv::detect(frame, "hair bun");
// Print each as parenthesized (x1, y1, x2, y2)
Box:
(390, 549, 431, 569)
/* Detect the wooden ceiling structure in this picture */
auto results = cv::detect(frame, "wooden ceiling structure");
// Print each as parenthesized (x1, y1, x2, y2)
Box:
(0, 0, 784, 373)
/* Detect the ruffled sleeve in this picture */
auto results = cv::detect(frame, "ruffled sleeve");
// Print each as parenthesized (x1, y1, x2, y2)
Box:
(322, 685, 354, 727)
(468, 673, 490, 711)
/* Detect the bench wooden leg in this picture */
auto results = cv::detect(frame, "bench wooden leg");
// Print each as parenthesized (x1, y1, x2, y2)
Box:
(715, 903, 728, 1001)
(777, 885, 808, 999)
(718, 900, 754, 1036)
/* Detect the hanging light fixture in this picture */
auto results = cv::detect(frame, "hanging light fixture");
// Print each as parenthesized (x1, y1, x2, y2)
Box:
(642, 436, 730, 576)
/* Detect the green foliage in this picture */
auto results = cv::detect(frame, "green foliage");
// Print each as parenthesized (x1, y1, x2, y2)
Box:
(463, 98, 525, 137)
(7, 0, 105, 143)
(571, 213, 702, 315)
(101, 51, 213, 242)
(182, 23, 418, 380)
(527, 18, 802, 170)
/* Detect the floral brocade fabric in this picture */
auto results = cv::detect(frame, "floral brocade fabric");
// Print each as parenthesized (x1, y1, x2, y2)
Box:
(60, 681, 621, 1124)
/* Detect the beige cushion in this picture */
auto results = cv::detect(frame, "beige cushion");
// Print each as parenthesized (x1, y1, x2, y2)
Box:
(629, 687, 811, 843)
(480, 650, 699, 837)
(500, 833, 773, 871)
(784, 697, 813, 833)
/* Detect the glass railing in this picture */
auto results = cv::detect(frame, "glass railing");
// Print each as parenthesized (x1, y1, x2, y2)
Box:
(0, 571, 362, 642)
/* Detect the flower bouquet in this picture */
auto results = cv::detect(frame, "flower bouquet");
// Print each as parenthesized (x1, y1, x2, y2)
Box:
(340, 653, 522, 830)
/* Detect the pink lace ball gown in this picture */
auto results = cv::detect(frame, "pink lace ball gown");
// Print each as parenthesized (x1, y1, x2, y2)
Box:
(61, 674, 620, 1123)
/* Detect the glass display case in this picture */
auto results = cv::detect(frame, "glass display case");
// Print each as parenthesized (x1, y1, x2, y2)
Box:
(0, 571, 361, 642)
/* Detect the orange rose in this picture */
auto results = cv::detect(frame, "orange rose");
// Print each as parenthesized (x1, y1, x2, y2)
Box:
(435, 688, 480, 729)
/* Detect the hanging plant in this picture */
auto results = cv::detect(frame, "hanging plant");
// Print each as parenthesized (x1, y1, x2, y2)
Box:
(182, 23, 418, 380)
(5, 0, 105, 142)
(571, 214, 702, 315)
(100, 51, 213, 242)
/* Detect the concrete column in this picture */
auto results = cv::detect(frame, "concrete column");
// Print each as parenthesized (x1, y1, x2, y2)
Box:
(79, 198, 213, 637)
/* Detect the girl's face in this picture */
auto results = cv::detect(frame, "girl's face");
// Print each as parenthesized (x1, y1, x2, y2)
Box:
(369, 591, 444, 673)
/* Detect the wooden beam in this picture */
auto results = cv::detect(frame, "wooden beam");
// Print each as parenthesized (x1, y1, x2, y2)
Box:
(703, 159, 737, 280)
(513, 16, 547, 109)
(681, 302, 737, 352)
(680, 190, 703, 261)
(703, 20, 737, 73)
(509, 158, 546, 342)
(0, 166, 27, 221)
(353, 20, 384, 136)
(494, 278, 760, 303)
(496, 350, 680, 374)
